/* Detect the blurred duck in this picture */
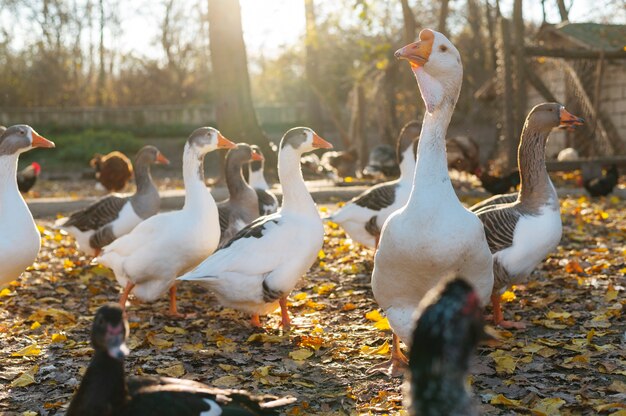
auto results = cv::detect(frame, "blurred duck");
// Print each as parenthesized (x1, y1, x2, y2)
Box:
(476, 167, 520, 195)
(17, 162, 41, 193)
(363, 144, 399, 179)
(328, 120, 420, 248)
(56, 146, 169, 256)
(583, 163, 618, 197)
(67, 304, 295, 416)
(0, 125, 55, 287)
(320, 148, 358, 180)
(405, 278, 491, 416)
(218, 143, 264, 246)
(91, 151, 133, 192)
(557, 147, 579, 161)
(447, 135, 480, 175)
(248, 145, 278, 216)
(370, 30, 494, 376)
(97, 128, 235, 317)
(179, 128, 332, 329)
(472, 103, 583, 328)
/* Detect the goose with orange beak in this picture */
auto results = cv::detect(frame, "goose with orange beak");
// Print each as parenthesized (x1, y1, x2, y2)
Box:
(369, 30, 494, 376)
(0, 125, 55, 287)
(179, 127, 333, 330)
(97, 127, 236, 317)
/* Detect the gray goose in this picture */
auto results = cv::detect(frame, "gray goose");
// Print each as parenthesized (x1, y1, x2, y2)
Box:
(474, 103, 583, 328)
(248, 145, 278, 216)
(56, 146, 169, 256)
(217, 143, 264, 246)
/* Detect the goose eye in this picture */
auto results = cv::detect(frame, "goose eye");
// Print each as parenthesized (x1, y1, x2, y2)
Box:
(19, 130, 25, 135)
(439, 45, 448, 52)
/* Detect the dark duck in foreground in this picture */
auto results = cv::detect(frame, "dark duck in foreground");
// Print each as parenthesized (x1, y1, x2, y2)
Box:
(405, 278, 492, 416)
(67, 304, 295, 415)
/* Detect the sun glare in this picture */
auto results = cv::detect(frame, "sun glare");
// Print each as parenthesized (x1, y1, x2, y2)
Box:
(240, 0, 305, 55)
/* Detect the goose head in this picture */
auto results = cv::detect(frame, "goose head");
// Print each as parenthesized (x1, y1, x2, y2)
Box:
(135, 145, 170, 166)
(249, 145, 265, 173)
(395, 29, 462, 114)
(0, 125, 55, 156)
(397, 120, 421, 164)
(91, 304, 129, 361)
(187, 127, 236, 156)
(280, 127, 333, 155)
(525, 103, 584, 135)
(227, 143, 264, 168)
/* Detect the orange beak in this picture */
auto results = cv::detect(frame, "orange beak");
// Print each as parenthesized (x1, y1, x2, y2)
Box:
(217, 133, 236, 149)
(155, 152, 170, 165)
(394, 28, 434, 68)
(31, 130, 55, 148)
(251, 151, 264, 162)
(559, 108, 584, 129)
(312, 133, 333, 149)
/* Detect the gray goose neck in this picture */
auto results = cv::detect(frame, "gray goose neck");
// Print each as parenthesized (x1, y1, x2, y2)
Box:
(130, 160, 159, 218)
(226, 157, 255, 202)
(517, 126, 557, 212)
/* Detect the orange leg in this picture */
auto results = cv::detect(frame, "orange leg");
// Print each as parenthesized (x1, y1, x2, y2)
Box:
(490, 292, 526, 329)
(250, 314, 262, 328)
(279, 297, 291, 330)
(119, 282, 135, 311)
(366, 333, 408, 378)
(167, 285, 196, 319)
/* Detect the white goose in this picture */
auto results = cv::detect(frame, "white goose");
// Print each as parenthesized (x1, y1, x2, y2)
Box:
(56, 146, 169, 256)
(248, 145, 278, 216)
(0, 125, 55, 287)
(96, 128, 235, 317)
(179, 127, 333, 329)
(370, 29, 494, 376)
(328, 120, 421, 248)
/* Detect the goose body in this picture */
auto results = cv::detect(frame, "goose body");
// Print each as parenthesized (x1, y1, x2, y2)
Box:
(249, 145, 278, 216)
(329, 121, 420, 248)
(97, 128, 235, 315)
(474, 103, 582, 328)
(0, 125, 55, 286)
(370, 30, 493, 376)
(179, 128, 333, 328)
(56, 146, 168, 256)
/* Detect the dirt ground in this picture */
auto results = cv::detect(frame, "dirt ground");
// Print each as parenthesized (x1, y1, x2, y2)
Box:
(0, 196, 625, 415)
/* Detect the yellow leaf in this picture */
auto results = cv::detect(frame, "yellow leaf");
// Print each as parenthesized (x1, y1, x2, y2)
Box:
(27, 308, 76, 324)
(11, 365, 38, 387)
(146, 332, 173, 349)
(12, 344, 41, 357)
(500, 291, 516, 302)
(305, 300, 325, 311)
(181, 343, 203, 352)
(373, 317, 391, 331)
(490, 394, 522, 407)
(605, 284, 618, 302)
(247, 333, 285, 344)
(344, 176, 353, 183)
(342, 303, 356, 311)
(314, 282, 336, 296)
(156, 363, 185, 378)
(51, 333, 67, 343)
(0, 288, 12, 297)
(293, 292, 307, 301)
(586, 329, 595, 344)
(22, 412, 38, 416)
(163, 326, 187, 335)
(63, 259, 75, 270)
(213, 375, 240, 387)
(298, 335, 324, 350)
(360, 340, 390, 356)
(30, 321, 41, 330)
(289, 348, 314, 361)
(489, 350, 516, 374)
(531, 397, 565, 415)
(365, 310, 384, 322)
(546, 311, 571, 320)
(317, 250, 326, 260)
(218, 364, 235, 371)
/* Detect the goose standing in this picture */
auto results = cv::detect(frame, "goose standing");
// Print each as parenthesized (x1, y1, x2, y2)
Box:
(67, 304, 295, 415)
(0, 125, 55, 287)
(56, 146, 169, 256)
(370, 29, 494, 376)
(473, 103, 583, 328)
(179, 127, 333, 329)
(248, 145, 278, 216)
(218, 143, 263, 246)
(97, 128, 235, 317)
(328, 120, 421, 248)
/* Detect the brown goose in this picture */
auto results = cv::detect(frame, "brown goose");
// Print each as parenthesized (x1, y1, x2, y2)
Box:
(474, 103, 584, 328)
(56, 146, 169, 256)
(248, 145, 278, 216)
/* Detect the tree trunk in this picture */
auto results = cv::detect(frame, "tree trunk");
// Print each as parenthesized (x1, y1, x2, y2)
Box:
(208, 0, 266, 149)
(556, 0, 569, 21)
(97, 0, 105, 106)
(304, 0, 324, 131)
(400, 0, 417, 44)
(513, 0, 526, 139)
(485, 0, 498, 71)
(438, 0, 450, 37)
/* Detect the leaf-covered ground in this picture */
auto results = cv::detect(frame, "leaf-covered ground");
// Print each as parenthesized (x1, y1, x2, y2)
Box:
(1, 196, 625, 415)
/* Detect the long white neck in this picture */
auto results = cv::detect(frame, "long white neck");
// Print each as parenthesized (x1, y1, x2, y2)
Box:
(407, 103, 458, 208)
(0, 154, 22, 210)
(248, 166, 269, 190)
(278, 147, 316, 215)
(398, 145, 417, 183)
(181, 144, 212, 211)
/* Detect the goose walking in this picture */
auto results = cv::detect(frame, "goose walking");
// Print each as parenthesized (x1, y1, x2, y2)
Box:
(218, 143, 263, 246)
(328, 120, 420, 248)
(179, 127, 333, 329)
(249, 145, 278, 216)
(473, 103, 583, 328)
(97, 128, 235, 317)
(370, 29, 494, 376)
(0, 125, 55, 287)
(56, 146, 169, 256)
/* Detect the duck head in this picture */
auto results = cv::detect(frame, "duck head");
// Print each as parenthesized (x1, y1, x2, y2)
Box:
(525, 103, 584, 134)
(249, 145, 265, 172)
(91, 304, 129, 361)
(135, 145, 170, 166)
(280, 127, 333, 155)
(395, 29, 462, 114)
(187, 127, 236, 156)
(0, 125, 55, 156)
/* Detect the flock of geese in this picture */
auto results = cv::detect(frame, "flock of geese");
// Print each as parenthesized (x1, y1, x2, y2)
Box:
(0, 29, 585, 415)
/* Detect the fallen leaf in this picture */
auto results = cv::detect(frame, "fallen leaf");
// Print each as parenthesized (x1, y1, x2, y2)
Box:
(11, 365, 39, 387)
(490, 393, 522, 407)
(51, 333, 67, 343)
(489, 350, 516, 374)
(365, 310, 384, 322)
(531, 397, 565, 415)
(146, 332, 173, 349)
(163, 326, 187, 335)
(247, 333, 285, 344)
(12, 344, 41, 357)
(156, 363, 185, 378)
(289, 348, 314, 361)
(360, 340, 390, 356)
(373, 317, 391, 331)
(213, 375, 240, 387)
